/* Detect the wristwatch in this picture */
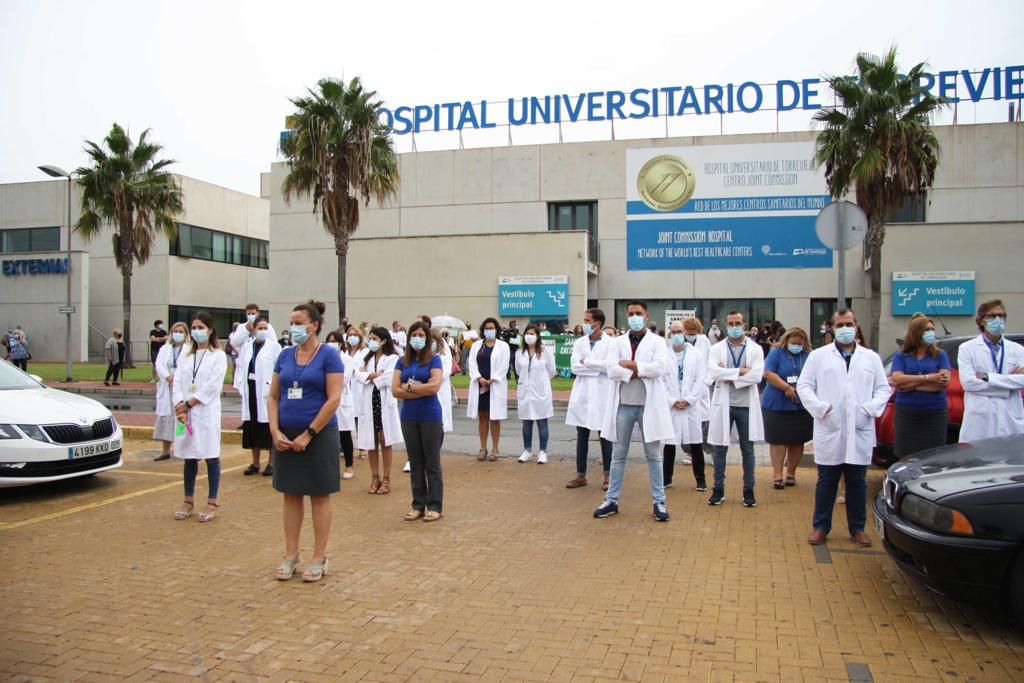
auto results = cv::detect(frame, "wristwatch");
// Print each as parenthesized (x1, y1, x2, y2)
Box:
(306, 426, 318, 438)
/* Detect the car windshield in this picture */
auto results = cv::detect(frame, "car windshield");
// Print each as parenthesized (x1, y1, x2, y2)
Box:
(0, 360, 43, 390)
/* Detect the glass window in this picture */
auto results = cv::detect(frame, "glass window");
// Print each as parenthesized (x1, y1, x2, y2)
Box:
(31, 227, 60, 251)
(168, 222, 268, 269)
(4, 230, 31, 252)
(211, 232, 226, 262)
(886, 193, 926, 223)
(191, 227, 213, 260)
(548, 202, 597, 235)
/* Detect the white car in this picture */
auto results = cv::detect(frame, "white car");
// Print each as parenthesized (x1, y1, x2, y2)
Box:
(0, 359, 123, 487)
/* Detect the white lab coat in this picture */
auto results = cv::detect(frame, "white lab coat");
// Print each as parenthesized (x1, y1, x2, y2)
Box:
(233, 337, 282, 423)
(355, 352, 403, 450)
(661, 343, 707, 446)
(958, 334, 1024, 442)
(797, 344, 892, 466)
(515, 348, 556, 420)
(228, 322, 277, 356)
(334, 350, 357, 432)
(438, 350, 454, 433)
(466, 339, 510, 420)
(566, 334, 612, 430)
(707, 340, 765, 446)
(690, 335, 713, 422)
(171, 348, 228, 460)
(597, 331, 674, 444)
(154, 343, 188, 417)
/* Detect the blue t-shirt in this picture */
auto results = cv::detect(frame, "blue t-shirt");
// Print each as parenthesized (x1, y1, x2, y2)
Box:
(761, 347, 809, 412)
(892, 350, 951, 411)
(274, 345, 345, 430)
(396, 355, 443, 422)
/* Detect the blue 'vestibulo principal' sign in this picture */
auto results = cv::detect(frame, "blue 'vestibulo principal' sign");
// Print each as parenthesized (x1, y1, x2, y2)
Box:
(498, 276, 569, 317)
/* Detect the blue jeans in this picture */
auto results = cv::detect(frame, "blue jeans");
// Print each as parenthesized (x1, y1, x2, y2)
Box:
(184, 458, 221, 499)
(522, 418, 549, 451)
(711, 406, 755, 491)
(576, 427, 613, 476)
(813, 464, 868, 534)
(606, 405, 665, 504)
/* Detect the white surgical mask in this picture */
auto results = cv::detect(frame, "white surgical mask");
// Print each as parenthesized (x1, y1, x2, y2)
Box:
(367, 340, 381, 352)
(671, 333, 686, 346)
(246, 313, 257, 324)
(484, 329, 497, 340)
(627, 315, 645, 332)
(921, 330, 937, 346)
(524, 333, 538, 345)
(255, 330, 269, 342)
(290, 324, 310, 345)
(727, 326, 745, 340)
(684, 334, 698, 343)
(582, 323, 593, 336)
(191, 329, 209, 344)
(171, 331, 186, 344)
(787, 344, 804, 355)
(835, 327, 857, 345)
(346, 335, 359, 347)
(409, 337, 426, 351)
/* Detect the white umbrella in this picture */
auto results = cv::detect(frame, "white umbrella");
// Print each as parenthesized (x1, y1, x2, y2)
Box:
(431, 313, 466, 330)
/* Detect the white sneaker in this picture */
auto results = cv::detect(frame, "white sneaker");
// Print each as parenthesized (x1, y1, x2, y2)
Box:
(342, 469, 354, 480)
(403, 461, 411, 473)
(518, 450, 532, 463)
(537, 451, 548, 464)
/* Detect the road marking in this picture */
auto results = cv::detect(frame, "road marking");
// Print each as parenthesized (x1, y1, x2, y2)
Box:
(117, 469, 181, 478)
(0, 464, 247, 532)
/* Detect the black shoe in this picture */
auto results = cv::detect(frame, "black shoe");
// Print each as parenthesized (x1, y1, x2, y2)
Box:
(593, 500, 619, 518)
(707, 488, 724, 505)
(103, 381, 110, 386)
(695, 479, 707, 492)
(263, 464, 274, 477)
(743, 489, 757, 508)
(653, 502, 669, 522)
(243, 464, 259, 476)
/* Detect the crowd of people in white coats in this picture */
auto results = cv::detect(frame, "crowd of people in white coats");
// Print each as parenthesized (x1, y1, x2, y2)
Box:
(156, 297, 1023, 581)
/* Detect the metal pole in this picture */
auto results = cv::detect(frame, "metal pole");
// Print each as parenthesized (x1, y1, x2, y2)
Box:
(65, 176, 73, 382)
(836, 201, 846, 309)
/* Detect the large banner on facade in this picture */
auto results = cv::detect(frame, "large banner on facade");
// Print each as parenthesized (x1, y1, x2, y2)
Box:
(626, 142, 832, 270)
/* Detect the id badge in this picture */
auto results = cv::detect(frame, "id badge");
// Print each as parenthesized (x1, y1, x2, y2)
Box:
(248, 372, 257, 381)
(786, 376, 798, 385)
(189, 384, 197, 393)
(287, 382, 303, 400)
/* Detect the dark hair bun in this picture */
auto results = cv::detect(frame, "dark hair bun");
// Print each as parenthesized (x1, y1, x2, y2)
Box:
(307, 300, 326, 317)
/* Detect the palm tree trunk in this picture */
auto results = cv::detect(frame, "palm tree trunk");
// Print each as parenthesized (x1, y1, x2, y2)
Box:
(865, 214, 885, 350)
(335, 231, 348, 326)
(122, 268, 134, 368)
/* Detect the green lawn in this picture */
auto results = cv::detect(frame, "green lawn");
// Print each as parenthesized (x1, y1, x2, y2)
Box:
(449, 374, 574, 392)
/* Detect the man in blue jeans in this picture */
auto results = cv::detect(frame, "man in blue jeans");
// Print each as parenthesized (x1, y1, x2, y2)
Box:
(797, 309, 891, 546)
(592, 301, 674, 521)
(706, 311, 765, 507)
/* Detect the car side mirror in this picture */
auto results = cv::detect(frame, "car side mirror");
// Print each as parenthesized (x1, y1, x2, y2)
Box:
(29, 374, 43, 383)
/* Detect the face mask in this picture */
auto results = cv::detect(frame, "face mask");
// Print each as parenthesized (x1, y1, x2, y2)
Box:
(671, 333, 686, 346)
(367, 340, 381, 352)
(627, 315, 645, 332)
(290, 324, 310, 345)
(157, 324, 165, 331)
(835, 327, 857, 345)
(484, 329, 496, 340)
(787, 344, 804, 355)
(524, 333, 538, 345)
(409, 337, 426, 351)
(921, 330, 937, 345)
(985, 317, 1006, 335)
(820, 327, 827, 334)
(171, 331, 186, 344)
(191, 329, 209, 344)
(255, 330, 269, 342)
(326, 342, 339, 350)
(347, 335, 359, 347)
(727, 326, 745, 340)
(582, 323, 593, 336)
(246, 313, 257, 324)
(685, 334, 698, 343)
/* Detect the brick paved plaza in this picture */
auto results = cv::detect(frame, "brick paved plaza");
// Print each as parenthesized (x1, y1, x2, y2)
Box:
(1, 438, 1022, 682)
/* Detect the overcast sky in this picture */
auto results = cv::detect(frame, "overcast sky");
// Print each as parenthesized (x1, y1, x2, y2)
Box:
(1, 0, 1020, 196)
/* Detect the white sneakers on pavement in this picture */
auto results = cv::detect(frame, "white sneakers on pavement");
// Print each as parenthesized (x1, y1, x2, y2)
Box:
(537, 451, 548, 464)
(518, 450, 533, 463)
(403, 461, 411, 473)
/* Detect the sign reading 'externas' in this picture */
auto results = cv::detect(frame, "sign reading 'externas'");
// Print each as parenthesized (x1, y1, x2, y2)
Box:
(3, 258, 69, 276)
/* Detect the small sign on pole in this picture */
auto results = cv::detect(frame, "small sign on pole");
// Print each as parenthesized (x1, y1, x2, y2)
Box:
(58, 305, 76, 314)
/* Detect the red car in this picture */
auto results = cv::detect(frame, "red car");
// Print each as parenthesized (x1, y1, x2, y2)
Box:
(873, 333, 1024, 468)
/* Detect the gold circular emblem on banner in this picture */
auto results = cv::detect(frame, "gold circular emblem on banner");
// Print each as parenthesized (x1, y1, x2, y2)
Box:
(637, 154, 696, 212)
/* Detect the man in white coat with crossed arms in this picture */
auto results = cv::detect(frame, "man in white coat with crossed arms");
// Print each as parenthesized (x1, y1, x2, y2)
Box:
(565, 308, 614, 490)
(593, 301, 674, 522)
(798, 308, 891, 547)
(958, 299, 1024, 442)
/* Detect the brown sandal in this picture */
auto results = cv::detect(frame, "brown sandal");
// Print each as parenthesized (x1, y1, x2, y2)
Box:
(487, 449, 499, 462)
(477, 448, 488, 461)
(377, 477, 391, 495)
(368, 475, 381, 494)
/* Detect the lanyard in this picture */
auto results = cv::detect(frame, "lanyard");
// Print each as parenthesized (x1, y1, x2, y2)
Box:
(172, 345, 182, 369)
(676, 346, 687, 381)
(191, 349, 206, 385)
(985, 337, 1004, 374)
(292, 343, 322, 386)
(727, 341, 746, 369)
(785, 351, 804, 376)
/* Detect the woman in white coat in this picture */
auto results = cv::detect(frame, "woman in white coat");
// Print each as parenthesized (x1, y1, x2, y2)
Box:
(356, 327, 403, 494)
(661, 322, 708, 491)
(516, 325, 556, 464)
(344, 326, 370, 464)
(172, 311, 228, 522)
(958, 299, 1024, 442)
(235, 317, 282, 477)
(467, 317, 510, 461)
(335, 328, 364, 480)
(431, 328, 455, 434)
(152, 322, 189, 461)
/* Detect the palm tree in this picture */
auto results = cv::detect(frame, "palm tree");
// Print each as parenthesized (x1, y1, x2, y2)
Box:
(814, 47, 947, 347)
(76, 123, 184, 367)
(281, 76, 400, 325)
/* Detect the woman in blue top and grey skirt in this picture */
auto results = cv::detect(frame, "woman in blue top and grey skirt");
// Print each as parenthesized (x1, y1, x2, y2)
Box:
(393, 321, 446, 521)
(890, 316, 951, 457)
(761, 327, 813, 489)
(268, 301, 344, 582)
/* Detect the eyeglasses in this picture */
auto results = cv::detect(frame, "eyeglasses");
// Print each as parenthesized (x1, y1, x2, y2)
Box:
(983, 314, 1007, 321)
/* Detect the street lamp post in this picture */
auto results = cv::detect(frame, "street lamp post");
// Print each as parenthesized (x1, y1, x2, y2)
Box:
(38, 164, 74, 383)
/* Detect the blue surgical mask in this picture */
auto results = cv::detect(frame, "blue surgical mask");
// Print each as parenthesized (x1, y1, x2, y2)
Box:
(367, 340, 381, 352)
(627, 315, 645, 332)
(921, 330, 937, 345)
(685, 334, 698, 343)
(727, 326, 745, 340)
(835, 327, 857, 345)
(346, 335, 359, 347)
(484, 329, 497, 340)
(787, 344, 804, 355)
(290, 324, 310, 345)
(191, 329, 209, 344)
(255, 329, 269, 342)
(171, 331, 186, 344)
(410, 336, 426, 351)
(985, 317, 1006, 335)
(671, 333, 686, 346)
(582, 323, 593, 336)
(246, 313, 257, 324)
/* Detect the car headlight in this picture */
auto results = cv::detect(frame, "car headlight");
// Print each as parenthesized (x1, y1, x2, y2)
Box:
(0, 424, 21, 440)
(16, 424, 50, 443)
(900, 494, 974, 536)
